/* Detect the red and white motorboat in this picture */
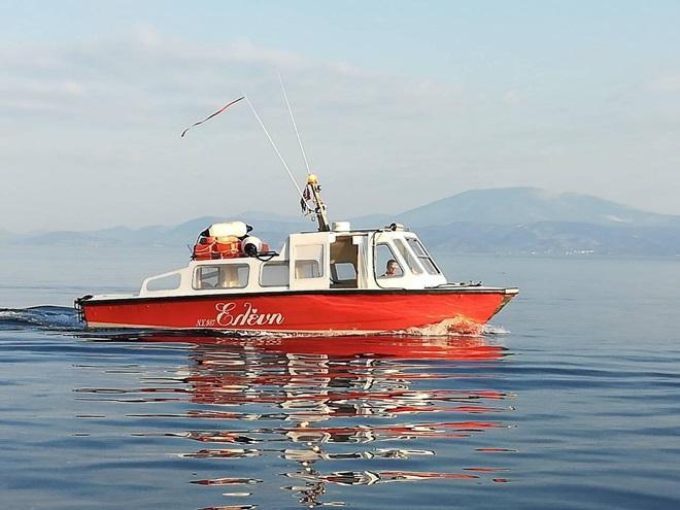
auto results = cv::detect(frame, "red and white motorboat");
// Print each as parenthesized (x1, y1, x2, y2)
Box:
(76, 174, 517, 335)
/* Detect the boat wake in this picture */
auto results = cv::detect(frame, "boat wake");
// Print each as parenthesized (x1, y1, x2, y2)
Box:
(483, 324, 510, 336)
(0, 305, 83, 331)
(401, 316, 509, 337)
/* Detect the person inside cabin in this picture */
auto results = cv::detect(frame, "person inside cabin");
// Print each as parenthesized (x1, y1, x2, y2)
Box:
(382, 259, 401, 277)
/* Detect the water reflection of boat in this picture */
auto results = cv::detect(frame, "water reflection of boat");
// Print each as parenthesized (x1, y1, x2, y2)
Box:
(95, 332, 514, 508)
(135, 332, 506, 361)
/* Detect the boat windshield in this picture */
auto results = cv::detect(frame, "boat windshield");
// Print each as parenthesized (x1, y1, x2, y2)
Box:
(393, 238, 424, 274)
(405, 236, 441, 275)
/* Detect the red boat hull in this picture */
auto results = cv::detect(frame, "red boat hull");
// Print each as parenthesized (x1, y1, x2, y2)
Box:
(77, 289, 516, 335)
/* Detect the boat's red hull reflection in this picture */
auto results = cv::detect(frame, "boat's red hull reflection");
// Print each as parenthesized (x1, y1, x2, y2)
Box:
(89, 332, 512, 507)
(133, 332, 505, 362)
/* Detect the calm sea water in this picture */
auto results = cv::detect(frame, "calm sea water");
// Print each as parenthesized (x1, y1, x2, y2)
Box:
(1, 245, 679, 509)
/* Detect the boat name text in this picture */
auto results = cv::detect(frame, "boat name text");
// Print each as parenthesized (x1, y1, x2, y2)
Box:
(196, 302, 285, 328)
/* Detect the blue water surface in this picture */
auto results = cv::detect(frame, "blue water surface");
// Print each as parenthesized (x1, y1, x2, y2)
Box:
(1, 245, 679, 509)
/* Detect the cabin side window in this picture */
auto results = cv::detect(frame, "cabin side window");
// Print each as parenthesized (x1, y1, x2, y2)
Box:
(332, 262, 357, 283)
(375, 243, 404, 278)
(194, 265, 249, 290)
(261, 261, 290, 287)
(295, 260, 321, 278)
(405, 237, 441, 275)
(146, 273, 182, 291)
(294, 244, 325, 279)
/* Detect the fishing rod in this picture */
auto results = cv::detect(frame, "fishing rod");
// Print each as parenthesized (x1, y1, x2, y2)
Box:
(180, 91, 330, 231)
(279, 74, 311, 176)
(180, 94, 305, 200)
(245, 93, 329, 231)
(277, 76, 330, 232)
(243, 95, 306, 200)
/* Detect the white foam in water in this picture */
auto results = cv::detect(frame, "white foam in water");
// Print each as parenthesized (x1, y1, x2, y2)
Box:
(0, 305, 83, 330)
(401, 317, 485, 337)
(483, 324, 510, 335)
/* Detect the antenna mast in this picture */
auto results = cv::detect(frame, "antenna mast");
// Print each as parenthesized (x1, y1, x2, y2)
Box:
(279, 75, 331, 232)
(305, 174, 330, 232)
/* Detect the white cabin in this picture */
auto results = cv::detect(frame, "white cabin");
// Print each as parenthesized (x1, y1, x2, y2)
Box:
(132, 223, 448, 299)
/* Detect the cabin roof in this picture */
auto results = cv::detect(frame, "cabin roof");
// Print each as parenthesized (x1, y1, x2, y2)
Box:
(294, 227, 412, 236)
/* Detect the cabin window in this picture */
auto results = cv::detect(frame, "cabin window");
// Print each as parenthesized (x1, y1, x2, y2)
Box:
(393, 238, 424, 274)
(331, 262, 357, 288)
(261, 261, 290, 287)
(146, 273, 181, 291)
(405, 237, 441, 275)
(375, 243, 404, 278)
(295, 259, 321, 278)
(195, 265, 249, 290)
(334, 262, 356, 280)
(294, 244, 325, 279)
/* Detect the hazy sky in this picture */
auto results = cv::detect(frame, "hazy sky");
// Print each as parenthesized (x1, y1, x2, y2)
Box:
(1, 0, 679, 232)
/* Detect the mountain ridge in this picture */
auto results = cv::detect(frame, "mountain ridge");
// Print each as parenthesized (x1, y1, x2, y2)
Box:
(5, 188, 680, 256)
(394, 187, 680, 227)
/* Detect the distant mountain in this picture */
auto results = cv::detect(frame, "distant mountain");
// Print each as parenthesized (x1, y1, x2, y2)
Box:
(394, 187, 680, 228)
(7, 188, 680, 256)
(346, 213, 394, 230)
(17, 214, 311, 249)
(397, 189, 680, 255)
(16, 230, 117, 246)
(416, 221, 680, 256)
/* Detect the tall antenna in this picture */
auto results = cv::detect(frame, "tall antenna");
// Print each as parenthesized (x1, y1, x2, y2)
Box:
(279, 74, 311, 175)
(244, 95, 305, 199)
(245, 91, 330, 232)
